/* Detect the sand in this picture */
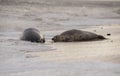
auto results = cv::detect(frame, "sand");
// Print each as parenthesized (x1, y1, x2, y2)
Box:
(0, 0, 120, 76)
(1, 24, 120, 76)
(26, 25, 120, 63)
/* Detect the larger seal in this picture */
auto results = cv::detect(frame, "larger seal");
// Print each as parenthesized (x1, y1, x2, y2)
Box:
(52, 29, 106, 42)
(20, 28, 45, 43)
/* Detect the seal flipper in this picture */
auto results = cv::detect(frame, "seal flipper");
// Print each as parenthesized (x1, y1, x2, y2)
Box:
(98, 35, 106, 39)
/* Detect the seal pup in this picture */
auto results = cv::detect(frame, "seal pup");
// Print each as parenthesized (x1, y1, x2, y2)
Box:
(20, 28, 45, 43)
(52, 29, 106, 42)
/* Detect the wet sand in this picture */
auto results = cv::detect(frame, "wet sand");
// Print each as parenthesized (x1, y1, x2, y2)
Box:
(26, 25, 120, 63)
(0, 0, 120, 76)
(1, 25, 120, 76)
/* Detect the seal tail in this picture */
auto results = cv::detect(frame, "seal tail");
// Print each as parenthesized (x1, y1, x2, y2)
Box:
(98, 35, 106, 39)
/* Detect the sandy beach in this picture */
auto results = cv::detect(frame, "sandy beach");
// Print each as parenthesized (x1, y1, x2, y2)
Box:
(1, 24, 120, 76)
(0, 0, 120, 76)
(26, 25, 120, 63)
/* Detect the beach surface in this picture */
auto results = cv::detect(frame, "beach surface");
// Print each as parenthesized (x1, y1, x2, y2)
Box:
(0, 0, 120, 76)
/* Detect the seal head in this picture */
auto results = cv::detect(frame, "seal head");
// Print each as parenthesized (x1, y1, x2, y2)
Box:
(21, 28, 45, 43)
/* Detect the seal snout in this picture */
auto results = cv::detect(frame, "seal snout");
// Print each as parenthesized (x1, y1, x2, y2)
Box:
(52, 38, 54, 40)
(52, 38, 56, 42)
(40, 39, 45, 43)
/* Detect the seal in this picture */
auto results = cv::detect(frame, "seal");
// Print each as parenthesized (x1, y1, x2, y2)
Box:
(52, 29, 106, 42)
(20, 28, 45, 43)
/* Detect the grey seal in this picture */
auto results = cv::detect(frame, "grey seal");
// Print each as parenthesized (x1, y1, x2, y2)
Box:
(52, 29, 106, 42)
(20, 28, 45, 43)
